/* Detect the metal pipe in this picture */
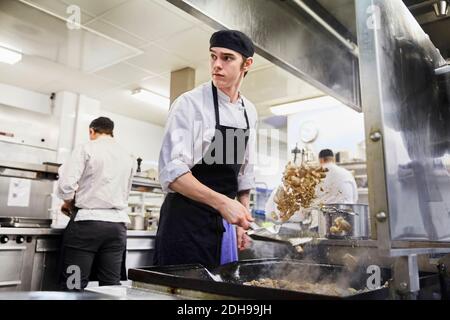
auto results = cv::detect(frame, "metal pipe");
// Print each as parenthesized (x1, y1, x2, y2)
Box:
(292, 0, 359, 57)
(408, 0, 441, 11)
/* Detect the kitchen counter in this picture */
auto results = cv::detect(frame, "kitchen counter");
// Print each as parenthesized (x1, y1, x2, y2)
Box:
(0, 285, 183, 300)
(86, 285, 183, 300)
(0, 227, 156, 292)
(0, 227, 156, 237)
(0, 291, 121, 300)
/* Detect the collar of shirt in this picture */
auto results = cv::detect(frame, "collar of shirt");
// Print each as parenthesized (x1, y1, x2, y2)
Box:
(97, 135, 114, 140)
(215, 85, 245, 110)
(323, 162, 336, 170)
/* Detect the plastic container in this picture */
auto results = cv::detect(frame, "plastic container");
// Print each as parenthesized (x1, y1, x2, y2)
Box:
(252, 187, 273, 221)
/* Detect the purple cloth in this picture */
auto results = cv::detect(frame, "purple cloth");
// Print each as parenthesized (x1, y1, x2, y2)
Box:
(220, 219, 238, 265)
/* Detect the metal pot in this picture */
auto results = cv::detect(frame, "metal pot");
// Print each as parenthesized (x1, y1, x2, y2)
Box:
(319, 204, 370, 239)
(127, 214, 149, 230)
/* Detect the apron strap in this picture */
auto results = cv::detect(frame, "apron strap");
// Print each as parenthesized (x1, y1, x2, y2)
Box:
(212, 82, 250, 130)
(212, 82, 220, 129)
(242, 99, 250, 130)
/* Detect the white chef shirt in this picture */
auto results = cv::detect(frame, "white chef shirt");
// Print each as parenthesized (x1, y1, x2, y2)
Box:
(57, 135, 135, 223)
(314, 163, 358, 205)
(159, 82, 258, 193)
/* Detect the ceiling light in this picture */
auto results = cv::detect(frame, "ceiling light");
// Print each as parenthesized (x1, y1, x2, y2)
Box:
(270, 96, 341, 115)
(433, 0, 449, 17)
(131, 88, 170, 108)
(0, 46, 22, 65)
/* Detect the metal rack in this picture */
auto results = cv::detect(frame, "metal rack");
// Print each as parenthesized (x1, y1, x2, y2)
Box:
(128, 177, 164, 230)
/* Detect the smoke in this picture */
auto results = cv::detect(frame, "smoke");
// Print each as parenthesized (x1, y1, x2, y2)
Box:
(241, 232, 379, 296)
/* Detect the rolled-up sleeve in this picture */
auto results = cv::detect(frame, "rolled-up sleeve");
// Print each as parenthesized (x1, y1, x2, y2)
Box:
(158, 95, 196, 193)
(57, 145, 87, 200)
(237, 122, 257, 192)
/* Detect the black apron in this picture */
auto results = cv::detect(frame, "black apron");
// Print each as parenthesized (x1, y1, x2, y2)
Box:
(154, 83, 250, 268)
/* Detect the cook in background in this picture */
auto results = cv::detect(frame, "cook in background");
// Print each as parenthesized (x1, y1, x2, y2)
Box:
(57, 117, 135, 290)
(314, 149, 358, 204)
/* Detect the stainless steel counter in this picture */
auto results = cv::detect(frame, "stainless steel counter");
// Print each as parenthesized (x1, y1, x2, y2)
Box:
(0, 291, 121, 300)
(86, 285, 183, 300)
(0, 227, 156, 237)
(0, 285, 183, 300)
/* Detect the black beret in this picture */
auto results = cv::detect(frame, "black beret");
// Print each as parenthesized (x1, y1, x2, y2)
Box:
(319, 149, 334, 159)
(209, 30, 255, 58)
(89, 117, 114, 132)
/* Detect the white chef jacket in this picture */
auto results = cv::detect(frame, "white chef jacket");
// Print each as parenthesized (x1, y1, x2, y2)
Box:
(314, 163, 358, 205)
(57, 135, 135, 223)
(158, 82, 258, 193)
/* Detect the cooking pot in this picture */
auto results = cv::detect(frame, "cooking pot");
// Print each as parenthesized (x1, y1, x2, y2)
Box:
(319, 204, 370, 239)
(127, 214, 149, 230)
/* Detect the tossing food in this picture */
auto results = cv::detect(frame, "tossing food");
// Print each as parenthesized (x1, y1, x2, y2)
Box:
(243, 278, 359, 296)
(329, 216, 352, 235)
(273, 162, 328, 222)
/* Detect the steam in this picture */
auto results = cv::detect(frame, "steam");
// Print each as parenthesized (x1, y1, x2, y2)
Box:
(241, 234, 378, 296)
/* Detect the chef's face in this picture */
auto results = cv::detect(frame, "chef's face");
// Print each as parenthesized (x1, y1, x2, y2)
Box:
(209, 47, 253, 89)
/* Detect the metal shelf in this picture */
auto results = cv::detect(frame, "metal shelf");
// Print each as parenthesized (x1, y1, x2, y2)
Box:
(131, 177, 162, 193)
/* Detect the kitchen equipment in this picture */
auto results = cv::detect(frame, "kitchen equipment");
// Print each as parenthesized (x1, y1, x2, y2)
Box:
(320, 204, 370, 239)
(204, 267, 223, 282)
(127, 214, 148, 230)
(248, 221, 280, 235)
(248, 227, 315, 247)
(128, 258, 390, 300)
(136, 158, 142, 173)
(0, 217, 52, 228)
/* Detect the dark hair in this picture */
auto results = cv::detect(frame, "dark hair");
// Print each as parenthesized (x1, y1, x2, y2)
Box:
(319, 149, 334, 159)
(89, 117, 114, 136)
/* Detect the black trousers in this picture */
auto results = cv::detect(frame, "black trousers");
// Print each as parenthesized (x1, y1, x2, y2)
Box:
(60, 220, 127, 290)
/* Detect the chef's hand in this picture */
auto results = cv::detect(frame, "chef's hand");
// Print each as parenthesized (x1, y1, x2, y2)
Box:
(61, 200, 74, 217)
(217, 196, 254, 229)
(237, 226, 252, 251)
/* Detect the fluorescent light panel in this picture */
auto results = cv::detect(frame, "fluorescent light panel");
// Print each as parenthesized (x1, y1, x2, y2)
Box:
(0, 46, 22, 65)
(270, 96, 341, 115)
(131, 88, 170, 108)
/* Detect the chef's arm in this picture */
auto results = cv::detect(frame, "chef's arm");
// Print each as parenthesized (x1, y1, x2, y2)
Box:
(169, 172, 253, 229)
(57, 145, 86, 202)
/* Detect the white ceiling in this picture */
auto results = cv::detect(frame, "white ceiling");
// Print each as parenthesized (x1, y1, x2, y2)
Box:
(0, 0, 323, 126)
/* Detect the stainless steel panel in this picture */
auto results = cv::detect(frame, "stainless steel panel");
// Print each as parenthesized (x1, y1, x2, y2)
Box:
(0, 176, 53, 219)
(127, 237, 155, 251)
(126, 235, 155, 270)
(355, 0, 450, 244)
(36, 237, 61, 252)
(126, 251, 154, 270)
(0, 249, 24, 284)
(0, 227, 63, 235)
(168, 0, 361, 110)
(0, 160, 59, 175)
(31, 251, 60, 291)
